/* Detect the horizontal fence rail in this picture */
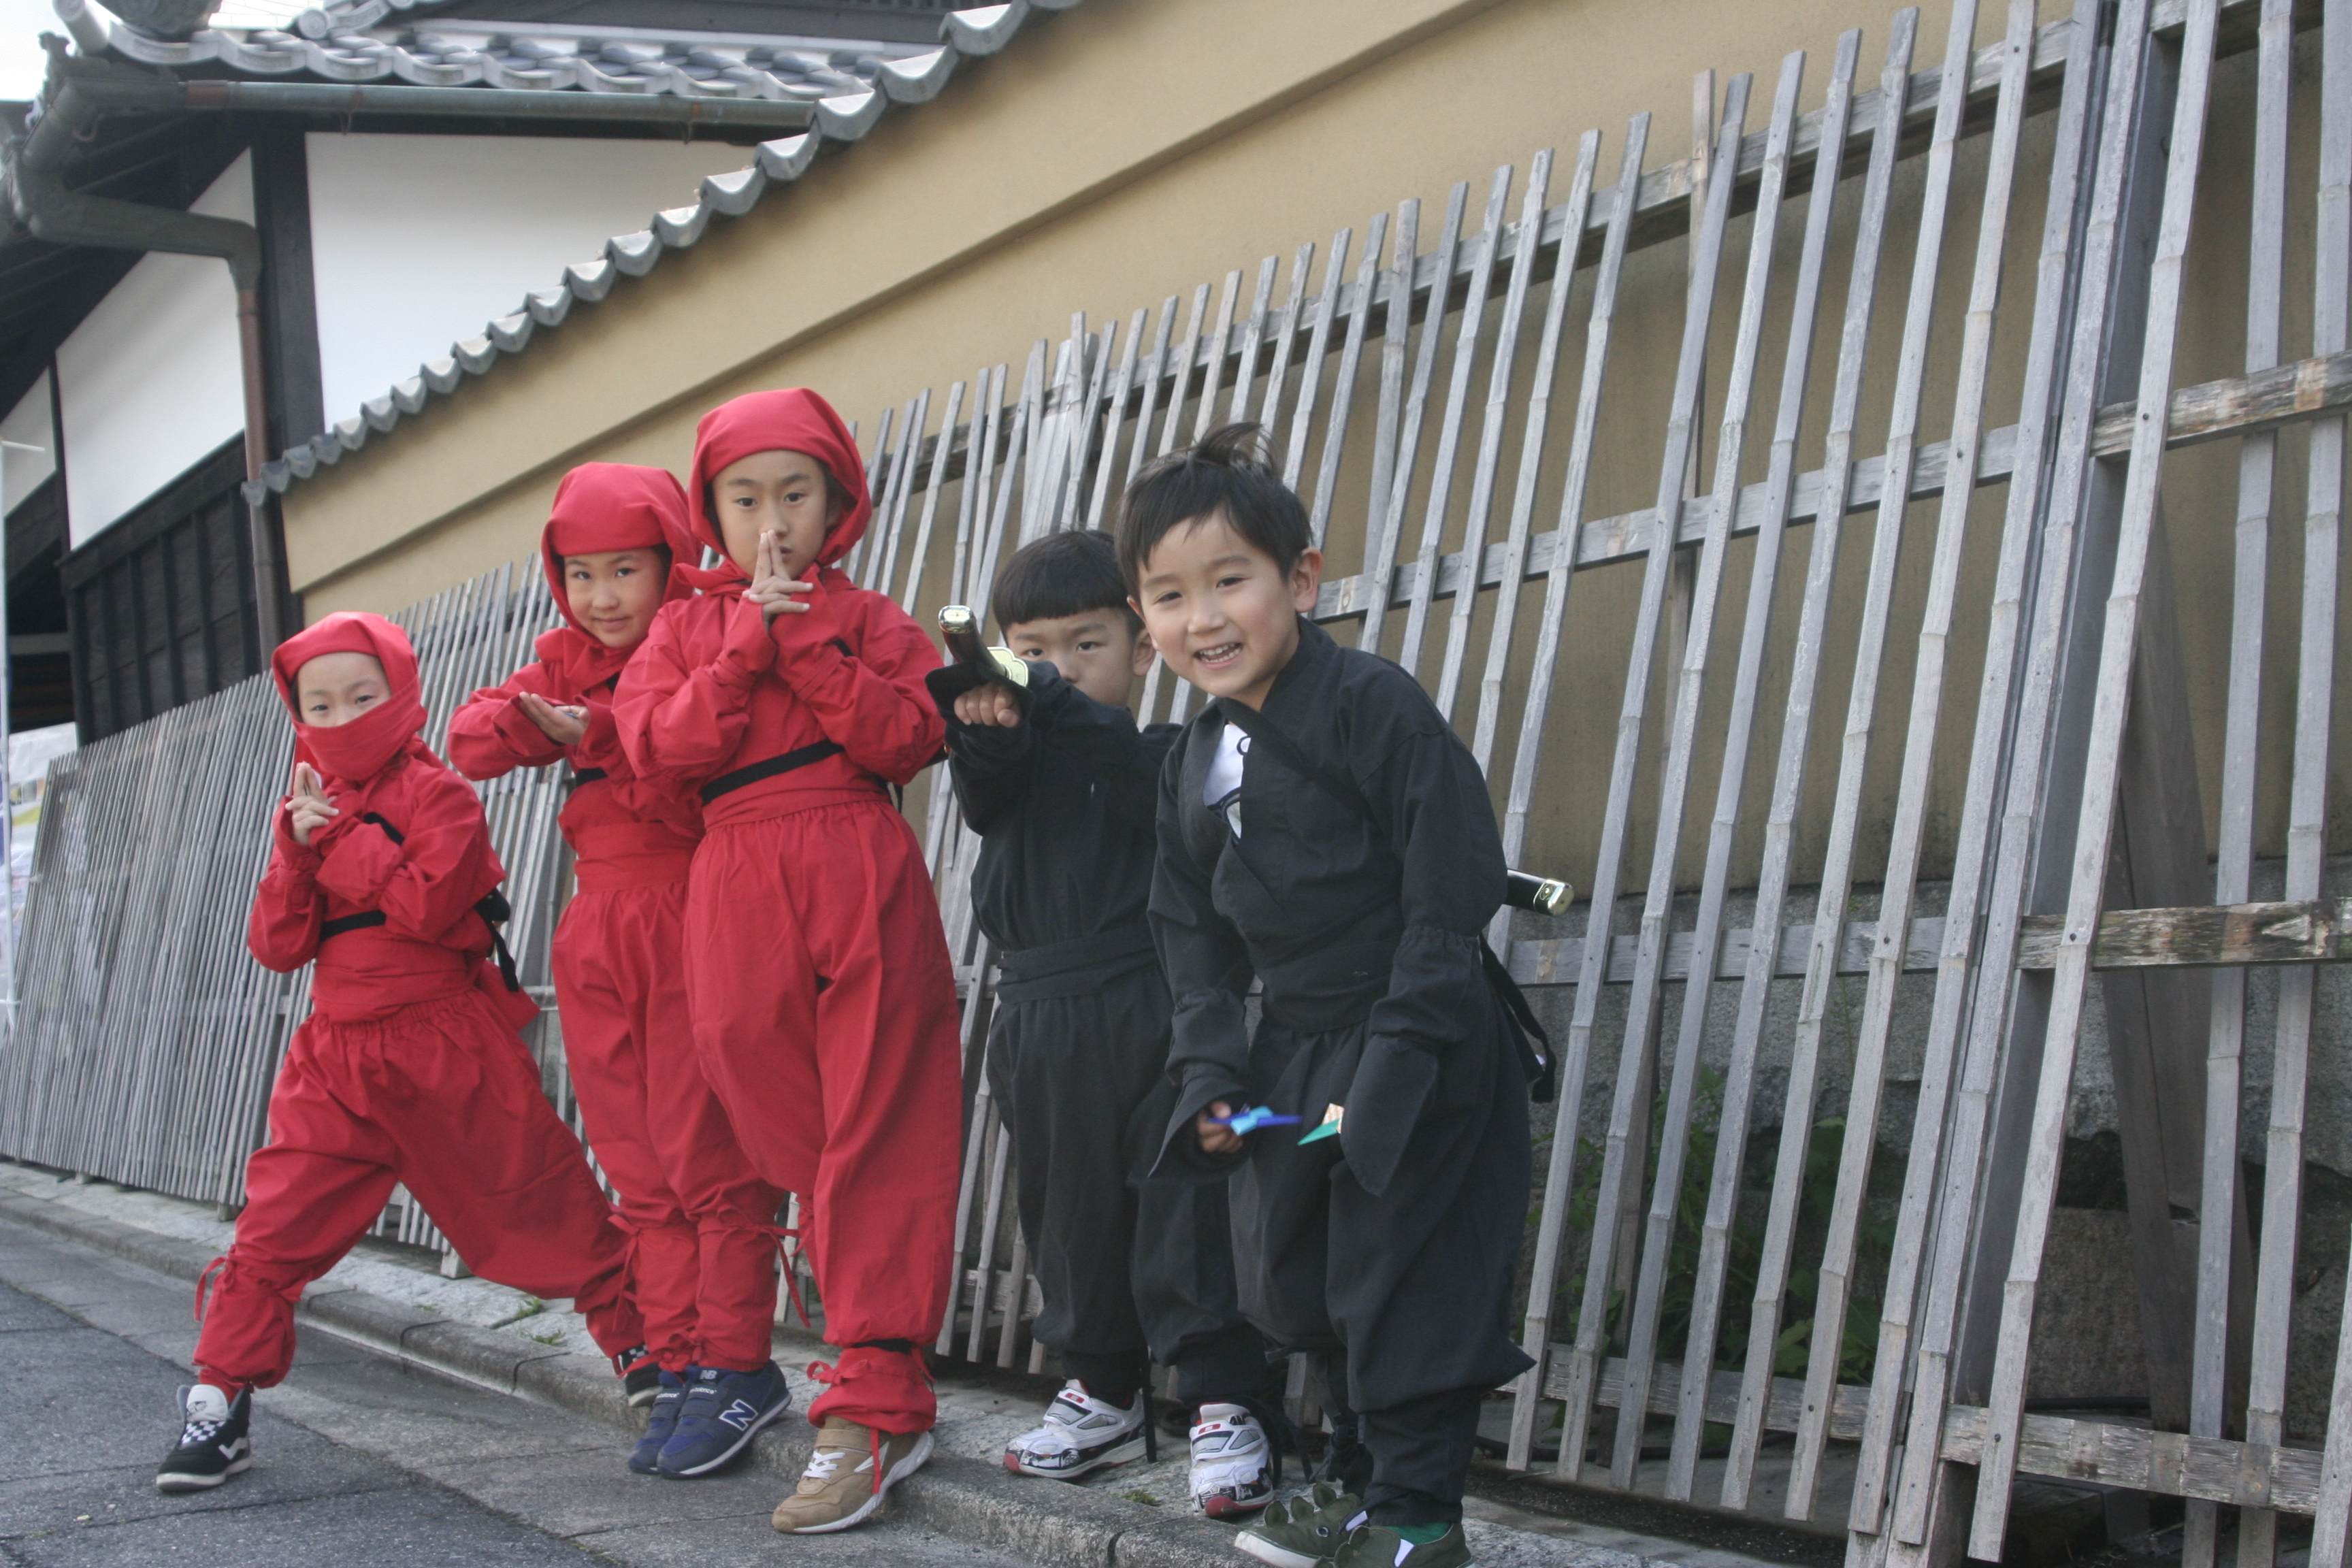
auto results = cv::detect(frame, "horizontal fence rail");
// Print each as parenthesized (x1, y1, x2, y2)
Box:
(4, 1, 2351, 1563)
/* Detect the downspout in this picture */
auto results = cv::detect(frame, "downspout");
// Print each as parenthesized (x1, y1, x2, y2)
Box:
(5, 44, 284, 651)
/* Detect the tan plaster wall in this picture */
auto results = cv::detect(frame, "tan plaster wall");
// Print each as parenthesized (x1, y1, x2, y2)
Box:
(283, 0, 2055, 612)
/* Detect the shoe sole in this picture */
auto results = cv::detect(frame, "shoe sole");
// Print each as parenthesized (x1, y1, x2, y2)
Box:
(1233, 1534, 1328, 1568)
(785, 1428, 934, 1534)
(658, 1394, 794, 1479)
(156, 1455, 251, 1494)
(1005, 1432, 1147, 1480)
(1203, 1489, 1275, 1520)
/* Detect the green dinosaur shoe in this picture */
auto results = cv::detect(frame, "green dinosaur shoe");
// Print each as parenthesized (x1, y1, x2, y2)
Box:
(1232, 1482, 1363, 1567)
(1332, 1520, 1473, 1567)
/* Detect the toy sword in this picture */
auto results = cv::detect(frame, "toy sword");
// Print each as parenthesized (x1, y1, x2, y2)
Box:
(938, 605, 1028, 688)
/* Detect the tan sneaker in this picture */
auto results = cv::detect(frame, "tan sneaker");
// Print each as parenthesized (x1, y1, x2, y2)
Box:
(770, 1416, 934, 1534)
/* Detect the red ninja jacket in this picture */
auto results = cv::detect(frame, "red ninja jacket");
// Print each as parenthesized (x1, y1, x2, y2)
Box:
(614, 389, 945, 823)
(250, 613, 508, 1022)
(448, 463, 704, 887)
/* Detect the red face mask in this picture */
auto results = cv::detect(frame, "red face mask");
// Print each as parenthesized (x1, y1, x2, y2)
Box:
(538, 462, 701, 692)
(272, 612, 429, 788)
(683, 388, 872, 591)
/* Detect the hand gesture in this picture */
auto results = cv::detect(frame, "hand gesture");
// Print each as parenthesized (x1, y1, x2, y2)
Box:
(747, 530, 813, 625)
(517, 691, 589, 746)
(1196, 1100, 1243, 1156)
(952, 683, 1023, 729)
(286, 762, 338, 847)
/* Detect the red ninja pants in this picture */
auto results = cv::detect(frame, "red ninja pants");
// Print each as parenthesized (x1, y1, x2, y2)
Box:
(553, 878, 782, 1374)
(193, 987, 642, 1391)
(684, 798, 962, 1433)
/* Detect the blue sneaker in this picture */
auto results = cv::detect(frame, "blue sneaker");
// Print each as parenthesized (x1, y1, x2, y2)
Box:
(629, 1369, 687, 1475)
(657, 1361, 793, 1477)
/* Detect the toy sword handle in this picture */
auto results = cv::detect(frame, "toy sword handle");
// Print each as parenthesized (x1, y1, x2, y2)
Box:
(1503, 871, 1573, 916)
(938, 605, 1028, 687)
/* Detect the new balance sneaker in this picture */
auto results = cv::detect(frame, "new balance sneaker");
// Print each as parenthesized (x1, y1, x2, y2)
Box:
(771, 1416, 934, 1533)
(1190, 1402, 1276, 1518)
(628, 1369, 687, 1475)
(656, 1362, 793, 1477)
(1332, 1521, 1473, 1567)
(615, 1345, 662, 1409)
(1004, 1380, 1149, 1480)
(1235, 1482, 1365, 1567)
(156, 1384, 252, 1492)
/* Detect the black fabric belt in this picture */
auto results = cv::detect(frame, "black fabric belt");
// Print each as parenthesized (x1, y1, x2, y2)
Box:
(569, 767, 608, 787)
(320, 910, 387, 940)
(700, 740, 845, 804)
(320, 813, 523, 992)
(993, 921, 1158, 1004)
(1252, 934, 1398, 1036)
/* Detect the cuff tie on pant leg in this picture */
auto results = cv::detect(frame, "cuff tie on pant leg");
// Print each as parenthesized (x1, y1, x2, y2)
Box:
(806, 1343, 934, 1438)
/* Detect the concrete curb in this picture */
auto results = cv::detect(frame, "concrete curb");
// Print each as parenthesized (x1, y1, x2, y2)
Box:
(0, 1188, 1247, 1568)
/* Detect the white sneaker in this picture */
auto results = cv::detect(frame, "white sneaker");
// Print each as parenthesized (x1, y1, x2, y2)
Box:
(1003, 1379, 1149, 1480)
(1188, 1401, 1275, 1518)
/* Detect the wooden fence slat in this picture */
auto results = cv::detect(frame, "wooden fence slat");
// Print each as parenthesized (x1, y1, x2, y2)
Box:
(1557, 71, 1752, 1484)
(1667, 30, 1858, 1502)
(1502, 110, 1650, 1476)
(2247, 5, 2349, 1563)
(1967, 2, 2221, 1555)
(1791, 0, 2029, 1520)
(1720, 10, 1917, 1509)
(1609, 60, 1795, 1492)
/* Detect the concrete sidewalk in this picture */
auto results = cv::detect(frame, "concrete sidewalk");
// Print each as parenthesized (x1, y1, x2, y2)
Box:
(0, 1161, 1796, 1568)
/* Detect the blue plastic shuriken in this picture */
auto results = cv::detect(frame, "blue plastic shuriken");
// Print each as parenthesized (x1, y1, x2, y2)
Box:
(1217, 1106, 1303, 1137)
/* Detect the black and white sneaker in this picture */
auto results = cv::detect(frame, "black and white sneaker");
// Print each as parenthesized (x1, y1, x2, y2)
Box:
(615, 1345, 662, 1409)
(157, 1384, 252, 1492)
(1189, 1401, 1275, 1518)
(1003, 1381, 1149, 1480)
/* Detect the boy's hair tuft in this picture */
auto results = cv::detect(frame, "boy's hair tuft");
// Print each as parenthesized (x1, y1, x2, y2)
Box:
(1115, 423, 1310, 591)
(989, 529, 1142, 634)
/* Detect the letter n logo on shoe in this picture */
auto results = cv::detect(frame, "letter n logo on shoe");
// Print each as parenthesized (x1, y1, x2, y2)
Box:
(720, 1399, 758, 1431)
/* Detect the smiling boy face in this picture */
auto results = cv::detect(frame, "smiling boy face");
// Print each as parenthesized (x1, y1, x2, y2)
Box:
(1130, 510, 1322, 712)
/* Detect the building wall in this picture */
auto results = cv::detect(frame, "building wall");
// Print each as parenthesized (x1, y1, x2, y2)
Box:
(0, 372, 54, 517)
(274, 0, 2335, 884)
(282, 0, 2045, 604)
(54, 155, 252, 547)
(304, 133, 752, 422)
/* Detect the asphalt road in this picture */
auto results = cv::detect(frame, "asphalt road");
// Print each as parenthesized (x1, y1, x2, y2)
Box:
(0, 1213, 1034, 1567)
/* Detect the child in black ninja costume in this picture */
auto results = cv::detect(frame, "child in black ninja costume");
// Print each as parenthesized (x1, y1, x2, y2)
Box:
(1121, 425, 1546, 1568)
(931, 529, 1286, 1516)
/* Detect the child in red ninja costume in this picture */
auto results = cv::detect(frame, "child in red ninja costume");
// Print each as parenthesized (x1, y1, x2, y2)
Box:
(159, 611, 645, 1497)
(615, 388, 962, 1535)
(449, 463, 794, 1481)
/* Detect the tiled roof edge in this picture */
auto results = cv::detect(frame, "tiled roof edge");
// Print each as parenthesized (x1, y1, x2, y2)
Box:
(231, 0, 1083, 508)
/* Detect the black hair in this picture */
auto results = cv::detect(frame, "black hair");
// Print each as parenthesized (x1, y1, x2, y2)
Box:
(1115, 423, 1310, 591)
(989, 529, 1142, 634)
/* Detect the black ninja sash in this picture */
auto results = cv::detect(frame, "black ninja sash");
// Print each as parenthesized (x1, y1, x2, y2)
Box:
(993, 921, 1158, 1004)
(315, 812, 523, 992)
(698, 739, 847, 804)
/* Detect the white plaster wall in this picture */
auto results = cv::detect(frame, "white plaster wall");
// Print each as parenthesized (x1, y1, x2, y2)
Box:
(0, 372, 54, 517)
(304, 134, 749, 425)
(54, 154, 252, 547)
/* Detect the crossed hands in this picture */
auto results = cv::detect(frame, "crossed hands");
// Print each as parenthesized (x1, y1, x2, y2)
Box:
(517, 692, 589, 746)
(746, 530, 814, 625)
(285, 763, 338, 848)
